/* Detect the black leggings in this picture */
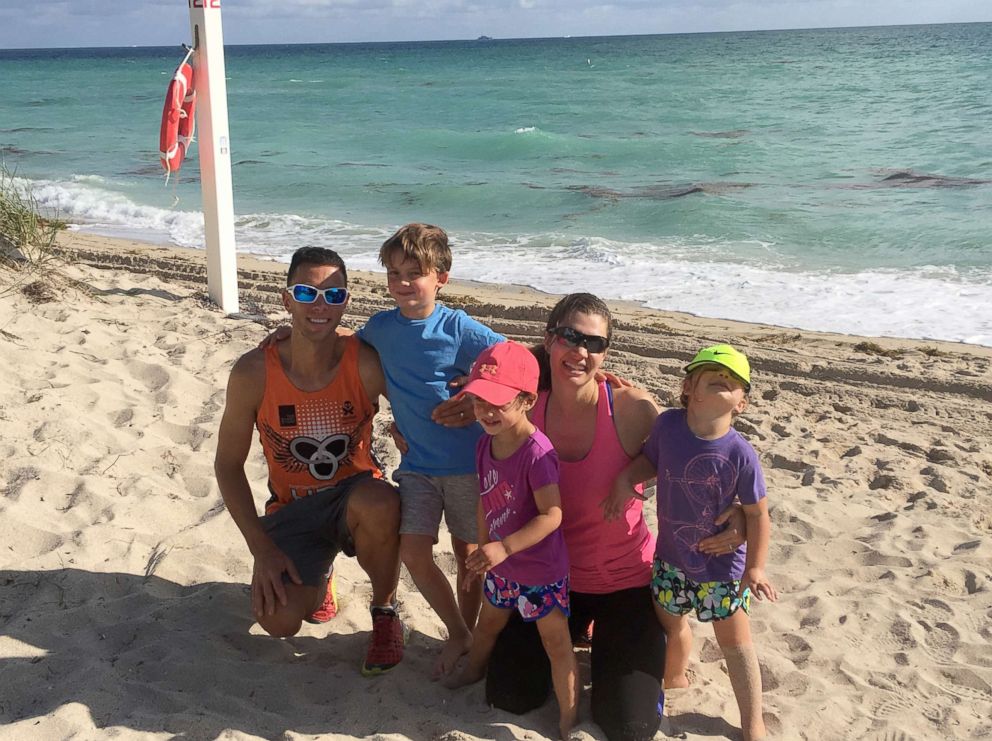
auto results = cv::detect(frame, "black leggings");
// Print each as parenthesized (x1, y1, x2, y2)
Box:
(485, 585, 666, 741)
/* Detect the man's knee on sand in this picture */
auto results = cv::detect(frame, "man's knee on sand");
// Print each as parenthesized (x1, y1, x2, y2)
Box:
(346, 478, 400, 539)
(255, 583, 322, 637)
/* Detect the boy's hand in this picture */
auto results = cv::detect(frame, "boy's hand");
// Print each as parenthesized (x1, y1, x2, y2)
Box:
(257, 324, 292, 349)
(743, 567, 777, 602)
(697, 504, 747, 554)
(464, 541, 509, 576)
(601, 479, 637, 521)
(388, 421, 409, 455)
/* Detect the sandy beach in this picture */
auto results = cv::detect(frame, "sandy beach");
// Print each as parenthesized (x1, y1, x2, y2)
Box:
(1, 231, 991, 740)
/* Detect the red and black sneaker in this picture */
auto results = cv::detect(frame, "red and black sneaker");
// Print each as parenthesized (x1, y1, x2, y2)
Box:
(361, 605, 405, 677)
(304, 568, 338, 624)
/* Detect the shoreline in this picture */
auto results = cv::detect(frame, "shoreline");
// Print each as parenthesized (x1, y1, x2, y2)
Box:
(60, 212, 992, 349)
(2, 229, 990, 739)
(60, 230, 992, 360)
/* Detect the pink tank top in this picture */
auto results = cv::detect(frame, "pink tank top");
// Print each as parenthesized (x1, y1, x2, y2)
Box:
(534, 381, 656, 594)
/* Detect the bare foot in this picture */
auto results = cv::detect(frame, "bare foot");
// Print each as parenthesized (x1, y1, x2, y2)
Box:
(442, 665, 485, 689)
(432, 631, 472, 680)
(664, 674, 690, 690)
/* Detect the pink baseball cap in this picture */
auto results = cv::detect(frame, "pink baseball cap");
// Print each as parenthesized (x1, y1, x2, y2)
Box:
(460, 341, 539, 406)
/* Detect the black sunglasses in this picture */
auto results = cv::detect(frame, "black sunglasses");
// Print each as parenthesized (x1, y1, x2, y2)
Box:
(288, 283, 349, 305)
(550, 326, 609, 353)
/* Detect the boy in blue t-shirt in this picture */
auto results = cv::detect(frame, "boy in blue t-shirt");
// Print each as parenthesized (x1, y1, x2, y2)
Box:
(358, 223, 503, 678)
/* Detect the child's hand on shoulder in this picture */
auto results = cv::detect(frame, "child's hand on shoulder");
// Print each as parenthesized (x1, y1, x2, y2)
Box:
(744, 568, 778, 602)
(596, 369, 634, 389)
(465, 541, 510, 576)
(257, 324, 292, 349)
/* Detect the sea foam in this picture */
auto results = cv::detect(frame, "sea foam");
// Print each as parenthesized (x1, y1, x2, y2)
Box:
(21, 176, 992, 347)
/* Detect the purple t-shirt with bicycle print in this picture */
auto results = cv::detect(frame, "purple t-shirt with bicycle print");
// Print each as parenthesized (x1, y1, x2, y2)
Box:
(476, 429, 569, 586)
(644, 408, 766, 582)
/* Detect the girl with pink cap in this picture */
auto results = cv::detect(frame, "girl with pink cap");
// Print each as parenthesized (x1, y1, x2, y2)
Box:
(443, 340, 578, 741)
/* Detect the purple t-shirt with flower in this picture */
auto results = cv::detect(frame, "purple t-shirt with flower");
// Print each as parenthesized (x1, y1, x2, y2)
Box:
(644, 409, 766, 582)
(476, 429, 568, 586)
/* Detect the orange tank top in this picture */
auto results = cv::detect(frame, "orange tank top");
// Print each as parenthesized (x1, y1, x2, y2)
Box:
(256, 335, 381, 514)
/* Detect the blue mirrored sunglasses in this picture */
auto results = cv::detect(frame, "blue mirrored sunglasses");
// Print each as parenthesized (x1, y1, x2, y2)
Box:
(288, 283, 349, 305)
(550, 326, 609, 353)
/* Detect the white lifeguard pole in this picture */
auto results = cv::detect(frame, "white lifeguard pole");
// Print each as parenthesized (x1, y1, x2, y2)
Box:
(188, 0, 239, 314)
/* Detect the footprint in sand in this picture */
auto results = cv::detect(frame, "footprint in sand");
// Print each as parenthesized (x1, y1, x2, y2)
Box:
(781, 633, 812, 667)
(796, 594, 824, 630)
(177, 461, 216, 499)
(875, 433, 926, 457)
(778, 670, 810, 697)
(927, 446, 956, 463)
(868, 472, 902, 491)
(920, 621, 961, 664)
(920, 466, 950, 493)
(918, 597, 954, 619)
(873, 732, 923, 741)
(870, 617, 919, 654)
(149, 419, 212, 451)
(855, 549, 913, 568)
(126, 359, 172, 393)
(935, 665, 992, 704)
(767, 453, 809, 473)
(867, 686, 946, 725)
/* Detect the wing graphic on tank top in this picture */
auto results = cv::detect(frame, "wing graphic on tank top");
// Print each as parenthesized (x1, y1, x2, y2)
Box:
(666, 452, 738, 575)
(261, 421, 350, 481)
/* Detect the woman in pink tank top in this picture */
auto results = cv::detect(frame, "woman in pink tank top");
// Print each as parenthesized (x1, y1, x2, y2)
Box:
(485, 293, 745, 741)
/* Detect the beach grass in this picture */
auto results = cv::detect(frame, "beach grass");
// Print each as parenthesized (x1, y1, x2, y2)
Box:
(0, 164, 67, 296)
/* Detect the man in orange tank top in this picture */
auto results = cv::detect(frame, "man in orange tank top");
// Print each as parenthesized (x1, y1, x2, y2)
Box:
(215, 247, 404, 676)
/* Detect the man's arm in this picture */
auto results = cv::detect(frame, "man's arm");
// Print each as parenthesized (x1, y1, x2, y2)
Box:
(356, 339, 388, 403)
(214, 351, 301, 616)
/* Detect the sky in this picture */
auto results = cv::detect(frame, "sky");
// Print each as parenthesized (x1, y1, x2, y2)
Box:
(0, 0, 988, 49)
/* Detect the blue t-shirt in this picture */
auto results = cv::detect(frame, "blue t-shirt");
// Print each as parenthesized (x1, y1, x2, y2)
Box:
(358, 305, 504, 476)
(643, 408, 766, 582)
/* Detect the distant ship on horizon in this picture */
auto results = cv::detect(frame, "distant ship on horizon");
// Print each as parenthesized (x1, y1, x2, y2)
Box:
(476, 35, 493, 41)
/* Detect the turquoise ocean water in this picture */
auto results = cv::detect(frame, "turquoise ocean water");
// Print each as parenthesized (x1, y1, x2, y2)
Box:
(2, 24, 990, 345)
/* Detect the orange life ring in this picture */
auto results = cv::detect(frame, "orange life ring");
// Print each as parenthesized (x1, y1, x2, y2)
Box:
(159, 60, 196, 174)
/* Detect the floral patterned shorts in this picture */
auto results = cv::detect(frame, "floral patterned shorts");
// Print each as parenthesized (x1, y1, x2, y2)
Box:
(650, 558, 750, 622)
(484, 572, 570, 622)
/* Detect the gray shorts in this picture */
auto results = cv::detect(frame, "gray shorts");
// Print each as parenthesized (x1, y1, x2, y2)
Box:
(260, 472, 372, 587)
(394, 471, 479, 545)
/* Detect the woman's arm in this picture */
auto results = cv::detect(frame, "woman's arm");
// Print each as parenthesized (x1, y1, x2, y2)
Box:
(696, 504, 748, 553)
(611, 386, 661, 458)
(602, 453, 656, 521)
